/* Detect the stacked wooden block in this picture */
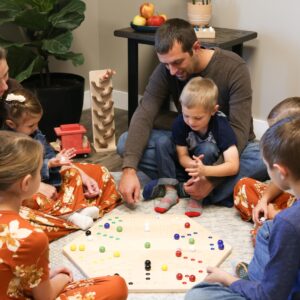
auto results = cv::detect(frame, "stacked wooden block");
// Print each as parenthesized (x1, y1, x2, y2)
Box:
(89, 70, 116, 152)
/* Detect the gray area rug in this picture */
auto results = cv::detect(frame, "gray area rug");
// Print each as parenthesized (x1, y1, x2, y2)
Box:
(50, 172, 254, 300)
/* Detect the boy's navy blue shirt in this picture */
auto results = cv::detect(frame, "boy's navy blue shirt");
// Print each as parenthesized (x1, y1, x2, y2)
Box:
(172, 111, 237, 152)
(230, 199, 300, 300)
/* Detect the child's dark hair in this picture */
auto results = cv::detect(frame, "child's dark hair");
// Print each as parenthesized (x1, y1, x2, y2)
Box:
(0, 88, 43, 128)
(267, 97, 300, 126)
(0, 130, 43, 191)
(260, 116, 300, 179)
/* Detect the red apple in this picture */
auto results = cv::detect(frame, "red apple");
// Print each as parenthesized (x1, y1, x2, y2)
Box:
(140, 2, 155, 19)
(146, 15, 165, 26)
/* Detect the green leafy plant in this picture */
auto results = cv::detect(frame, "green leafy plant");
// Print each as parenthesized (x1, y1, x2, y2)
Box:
(0, 0, 86, 85)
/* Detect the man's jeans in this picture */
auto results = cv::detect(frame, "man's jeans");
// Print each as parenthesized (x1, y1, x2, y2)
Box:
(117, 130, 268, 205)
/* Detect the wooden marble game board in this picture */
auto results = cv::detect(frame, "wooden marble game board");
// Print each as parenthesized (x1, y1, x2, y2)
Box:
(63, 213, 232, 293)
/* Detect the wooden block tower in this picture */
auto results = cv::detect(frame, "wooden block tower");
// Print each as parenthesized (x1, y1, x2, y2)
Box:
(89, 70, 116, 152)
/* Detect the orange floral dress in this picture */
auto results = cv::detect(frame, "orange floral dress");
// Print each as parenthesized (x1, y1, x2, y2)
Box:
(0, 210, 128, 300)
(234, 177, 296, 244)
(21, 163, 122, 242)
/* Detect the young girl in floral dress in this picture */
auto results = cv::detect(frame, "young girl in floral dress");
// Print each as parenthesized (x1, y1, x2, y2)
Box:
(0, 88, 122, 240)
(0, 131, 128, 299)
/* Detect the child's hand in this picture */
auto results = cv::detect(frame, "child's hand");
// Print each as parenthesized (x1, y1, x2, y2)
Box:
(50, 266, 73, 282)
(185, 155, 206, 178)
(38, 182, 57, 199)
(204, 266, 239, 286)
(252, 199, 268, 225)
(81, 172, 100, 198)
(49, 148, 76, 168)
(267, 203, 280, 219)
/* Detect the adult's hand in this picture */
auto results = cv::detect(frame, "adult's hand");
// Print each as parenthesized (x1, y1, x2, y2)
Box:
(183, 176, 214, 200)
(118, 168, 140, 204)
(38, 182, 57, 199)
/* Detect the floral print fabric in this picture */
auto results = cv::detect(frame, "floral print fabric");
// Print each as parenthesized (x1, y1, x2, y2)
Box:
(234, 177, 296, 245)
(234, 177, 296, 222)
(21, 163, 122, 242)
(0, 211, 49, 299)
(0, 211, 128, 299)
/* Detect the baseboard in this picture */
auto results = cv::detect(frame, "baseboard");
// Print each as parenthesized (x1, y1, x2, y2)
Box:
(84, 89, 268, 139)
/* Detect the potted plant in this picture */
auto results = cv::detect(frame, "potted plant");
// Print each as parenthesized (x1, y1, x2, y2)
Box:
(187, 0, 212, 27)
(0, 0, 86, 141)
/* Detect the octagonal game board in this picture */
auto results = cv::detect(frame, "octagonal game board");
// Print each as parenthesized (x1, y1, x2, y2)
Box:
(63, 213, 232, 293)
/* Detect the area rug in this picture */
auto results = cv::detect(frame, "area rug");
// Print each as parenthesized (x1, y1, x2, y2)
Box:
(49, 172, 254, 300)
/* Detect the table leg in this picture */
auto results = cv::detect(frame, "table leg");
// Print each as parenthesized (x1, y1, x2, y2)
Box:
(127, 39, 139, 125)
(232, 44, 243, 57)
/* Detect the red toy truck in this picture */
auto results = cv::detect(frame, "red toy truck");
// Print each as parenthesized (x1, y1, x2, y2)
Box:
(54, 124, 91, 156)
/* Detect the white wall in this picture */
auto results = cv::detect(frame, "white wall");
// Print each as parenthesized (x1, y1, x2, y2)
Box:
(212, 0, 300, 120)
(9, 1, 300, 135)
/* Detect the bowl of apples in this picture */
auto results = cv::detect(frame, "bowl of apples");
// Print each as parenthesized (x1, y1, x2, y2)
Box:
(131, 2, 167, 32)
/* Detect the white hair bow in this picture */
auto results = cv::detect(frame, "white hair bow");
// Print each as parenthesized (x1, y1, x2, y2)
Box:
(5, 93, 26, 102)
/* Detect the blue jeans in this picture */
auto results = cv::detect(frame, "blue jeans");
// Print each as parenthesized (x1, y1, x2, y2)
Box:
(184, 221, 273, 300)
(248, 220, 272, 281)
(185, 282, 246, 300)
(155, 132, 220, 181)
(117, 130, 268, 205)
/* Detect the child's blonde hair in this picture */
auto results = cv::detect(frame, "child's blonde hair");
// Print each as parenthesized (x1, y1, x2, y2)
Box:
(179, 77, 218, 111)
(267, 97, 300, 126)
(0, 131, 43, 191)
(0, 88, 43, 127)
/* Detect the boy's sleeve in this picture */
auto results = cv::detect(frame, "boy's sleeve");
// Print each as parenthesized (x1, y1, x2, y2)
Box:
(172, 115, 188, 146)
(215, 114, 237, 153)
(230, 217, 300, 299)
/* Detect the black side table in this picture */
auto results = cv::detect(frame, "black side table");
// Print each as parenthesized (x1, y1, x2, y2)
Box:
(114, 27, 257, 123)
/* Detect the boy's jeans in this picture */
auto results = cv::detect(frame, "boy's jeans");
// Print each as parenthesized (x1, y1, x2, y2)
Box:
(117, 130, 268, 205)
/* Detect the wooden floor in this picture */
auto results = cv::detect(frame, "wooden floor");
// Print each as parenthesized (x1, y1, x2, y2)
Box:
(76, 108, 128, 171)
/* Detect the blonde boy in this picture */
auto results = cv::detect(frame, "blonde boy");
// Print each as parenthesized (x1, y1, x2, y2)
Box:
(143, 77, 239, 217)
